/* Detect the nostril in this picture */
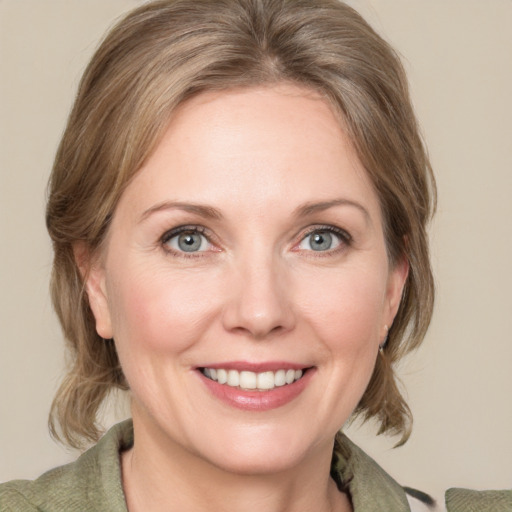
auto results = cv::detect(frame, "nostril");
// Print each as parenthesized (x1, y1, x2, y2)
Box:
(220, 268, 296, 338)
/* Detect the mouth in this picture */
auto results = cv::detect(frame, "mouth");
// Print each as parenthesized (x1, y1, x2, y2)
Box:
(199, 367, 308, 391)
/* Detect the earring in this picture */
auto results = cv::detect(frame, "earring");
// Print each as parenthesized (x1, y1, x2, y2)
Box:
(379, 325, 389, 353)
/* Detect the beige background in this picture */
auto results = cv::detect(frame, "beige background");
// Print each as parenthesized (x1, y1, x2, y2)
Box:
(1, 0, 511, 504)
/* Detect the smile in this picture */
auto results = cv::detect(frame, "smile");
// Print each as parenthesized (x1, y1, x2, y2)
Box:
(200, 368, 305, 391)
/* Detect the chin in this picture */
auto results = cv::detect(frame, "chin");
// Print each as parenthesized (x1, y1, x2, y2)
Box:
(194, 427, 329, 476)
(208, 449, 307, 476)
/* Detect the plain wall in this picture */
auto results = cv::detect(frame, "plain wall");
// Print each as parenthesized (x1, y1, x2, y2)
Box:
(1, 0, 511, 503)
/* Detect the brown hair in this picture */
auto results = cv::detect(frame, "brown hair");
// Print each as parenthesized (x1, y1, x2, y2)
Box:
(47, 0, 436, 448)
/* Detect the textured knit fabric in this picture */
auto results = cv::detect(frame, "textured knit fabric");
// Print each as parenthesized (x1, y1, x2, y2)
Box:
(0, 419, 415, 511)
(445, 488, 512, 512)
(332, 436, 411, 511)
(0, 421, 131, 512)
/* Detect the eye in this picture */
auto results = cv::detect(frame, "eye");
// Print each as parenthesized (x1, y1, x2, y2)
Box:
(297, 227, 349, 252)
(162, 227, 212, 254)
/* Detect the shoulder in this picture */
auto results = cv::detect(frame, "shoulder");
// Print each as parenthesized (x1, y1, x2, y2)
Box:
(445, 488, 512, 512)
(0, 420, 132, 512)
(0, 460, 87, 511)
(0, 482, 40, 511)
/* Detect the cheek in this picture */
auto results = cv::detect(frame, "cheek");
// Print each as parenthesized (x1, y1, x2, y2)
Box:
(106, 265, 222, 355)
(298, 267, 388, 350)
(289, 267, 389, 431)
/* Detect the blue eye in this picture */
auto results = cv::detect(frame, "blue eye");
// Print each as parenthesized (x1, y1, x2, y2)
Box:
(298, 228, 346, 252)
(164, 229, 210, 253)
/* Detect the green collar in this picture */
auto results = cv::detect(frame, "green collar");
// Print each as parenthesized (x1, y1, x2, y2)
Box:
(333, 433, 411, 511)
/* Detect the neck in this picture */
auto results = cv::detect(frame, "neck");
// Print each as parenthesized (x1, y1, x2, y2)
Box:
(121, 415, 351, 512)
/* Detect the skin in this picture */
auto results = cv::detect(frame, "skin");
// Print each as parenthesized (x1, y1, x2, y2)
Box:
(84, 84, 408, 512)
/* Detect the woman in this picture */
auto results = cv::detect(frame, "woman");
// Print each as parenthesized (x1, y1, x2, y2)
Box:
(0, 0, 445, 510)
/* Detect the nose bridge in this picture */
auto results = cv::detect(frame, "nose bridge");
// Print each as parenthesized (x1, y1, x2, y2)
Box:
(222, 247, 295, 339)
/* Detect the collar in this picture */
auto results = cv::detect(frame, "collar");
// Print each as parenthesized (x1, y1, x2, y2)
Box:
(332, 433, 411, 511)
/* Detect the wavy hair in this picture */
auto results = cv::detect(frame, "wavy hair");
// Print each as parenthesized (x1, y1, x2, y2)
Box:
(46, 0, 436, 448)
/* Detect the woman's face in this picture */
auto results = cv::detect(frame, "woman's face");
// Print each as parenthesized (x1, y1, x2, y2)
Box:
(86, 85, 407, 474)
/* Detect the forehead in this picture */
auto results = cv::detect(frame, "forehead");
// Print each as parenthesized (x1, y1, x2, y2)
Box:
(117, 84, 379, 221)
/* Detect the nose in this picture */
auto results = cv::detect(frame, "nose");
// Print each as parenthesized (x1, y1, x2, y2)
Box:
(222, 256, 296, 340)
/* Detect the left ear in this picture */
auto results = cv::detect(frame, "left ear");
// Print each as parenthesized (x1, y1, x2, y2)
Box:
(383, 255, 409, 331)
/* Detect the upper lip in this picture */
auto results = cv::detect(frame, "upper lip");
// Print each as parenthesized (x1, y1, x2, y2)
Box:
(196, 361, 311, 372)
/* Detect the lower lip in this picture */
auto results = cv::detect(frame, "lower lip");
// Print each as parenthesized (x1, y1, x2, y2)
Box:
(199, 369, 314, 411)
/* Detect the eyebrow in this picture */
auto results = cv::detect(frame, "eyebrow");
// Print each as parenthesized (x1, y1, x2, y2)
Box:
(139, 198, 370, 224)
(294, 199, 371, 223)
(139, 201, 223, 223)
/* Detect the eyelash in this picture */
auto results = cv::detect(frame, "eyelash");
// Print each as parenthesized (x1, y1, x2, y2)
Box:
(159, 224, 352, 258)
(297, 225, 352, 254)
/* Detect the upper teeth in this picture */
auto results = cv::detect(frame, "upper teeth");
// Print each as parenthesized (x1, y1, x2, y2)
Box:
(202, 368, 304, 390)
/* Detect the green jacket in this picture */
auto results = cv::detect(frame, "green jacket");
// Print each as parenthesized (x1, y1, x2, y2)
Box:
(0, 420, 510, 511)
